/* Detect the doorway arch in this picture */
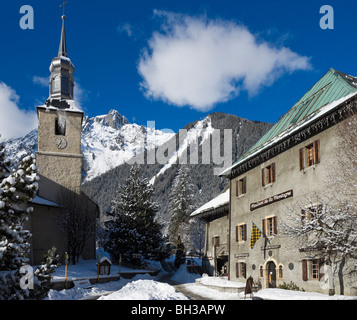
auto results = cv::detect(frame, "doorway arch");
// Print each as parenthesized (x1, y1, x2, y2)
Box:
(263, 258, 277, 288)
(267, 261, 276, 288)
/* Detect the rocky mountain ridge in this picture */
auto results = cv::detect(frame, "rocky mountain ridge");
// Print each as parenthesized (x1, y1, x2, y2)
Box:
(81, 112, 273, 229)
(3, 109, 273, 230)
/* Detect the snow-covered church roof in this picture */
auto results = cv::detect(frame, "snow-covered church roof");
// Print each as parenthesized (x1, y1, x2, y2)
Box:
(37, 98, 83, 113)
(30, 195, 60, 207)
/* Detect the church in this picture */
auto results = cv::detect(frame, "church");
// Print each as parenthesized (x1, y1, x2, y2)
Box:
(25, 13, 98, 265)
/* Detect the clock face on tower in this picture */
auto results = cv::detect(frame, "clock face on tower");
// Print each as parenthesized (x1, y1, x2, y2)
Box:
(55, 137, 68, 149)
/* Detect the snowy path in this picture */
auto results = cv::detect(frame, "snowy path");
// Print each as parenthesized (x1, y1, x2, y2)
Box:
(81, 277, 242, 300)
(173, 283, 222, 300)
(81, 270, 232, 300)
(155, 272, 211, 300)
(155, 270, 243, 300)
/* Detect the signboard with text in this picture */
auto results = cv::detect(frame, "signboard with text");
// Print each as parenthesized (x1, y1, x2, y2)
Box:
(250, 190, 293, 211)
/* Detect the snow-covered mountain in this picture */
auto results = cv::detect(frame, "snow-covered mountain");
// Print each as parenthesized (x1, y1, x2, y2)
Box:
(3, 129, 38, 168)
(81, 109, 175, 181)
(148, 115, 214, 185)
(82, 112, 274, 222)
(3, 109, 175, 182)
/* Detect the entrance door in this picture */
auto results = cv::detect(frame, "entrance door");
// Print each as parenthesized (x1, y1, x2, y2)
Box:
(217, 256, 228, 276)
(267, 261, 276, 288)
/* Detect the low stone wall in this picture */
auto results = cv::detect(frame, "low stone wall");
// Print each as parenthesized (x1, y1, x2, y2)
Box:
(52, 270, 159, 291)
(195, 279, 244, 294)
(195, 278, 261, 294)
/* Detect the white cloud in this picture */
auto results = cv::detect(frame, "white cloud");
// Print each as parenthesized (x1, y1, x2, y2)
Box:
(117, 23, 134, 37)
(32, 75, 49, 87)
(138, 12, 312, 111)
(0, 82, 37, 141)
(73, 82, 88, 111)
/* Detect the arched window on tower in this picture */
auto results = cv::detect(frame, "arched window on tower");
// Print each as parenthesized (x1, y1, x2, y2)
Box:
(55, 118, 66, 136)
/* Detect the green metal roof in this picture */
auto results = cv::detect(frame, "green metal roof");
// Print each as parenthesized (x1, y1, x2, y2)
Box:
(229, 68, 357, 171)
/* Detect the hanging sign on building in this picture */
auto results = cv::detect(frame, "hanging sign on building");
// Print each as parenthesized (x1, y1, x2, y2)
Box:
(250, 189, 293, 211)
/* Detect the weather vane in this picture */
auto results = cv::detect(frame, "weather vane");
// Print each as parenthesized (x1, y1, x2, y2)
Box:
(60, 0, 68, 17)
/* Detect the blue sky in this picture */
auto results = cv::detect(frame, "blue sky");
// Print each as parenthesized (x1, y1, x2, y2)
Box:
(1, 0, 356, 140)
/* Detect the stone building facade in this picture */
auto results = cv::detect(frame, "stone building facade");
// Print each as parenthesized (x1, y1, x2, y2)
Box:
(194, 68, 357, 296)
(191, 189, 229, 276)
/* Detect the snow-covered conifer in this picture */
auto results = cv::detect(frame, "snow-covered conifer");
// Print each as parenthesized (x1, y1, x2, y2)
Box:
(168, 165, 197, 248)
(0, 141, 10, 177)
(0, 154, 38, 270)
(32, 247, 60, 299)
(174, 236, 186, 269)
(0, 154, 39, 299)
(104, 164, 169, 265)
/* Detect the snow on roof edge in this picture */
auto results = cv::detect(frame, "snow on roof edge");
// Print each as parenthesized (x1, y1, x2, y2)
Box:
(98, 256, 112, 265)
(30, 195, 60, 207)
(191, 189, 229, 217)
(37, 99, 83, 113)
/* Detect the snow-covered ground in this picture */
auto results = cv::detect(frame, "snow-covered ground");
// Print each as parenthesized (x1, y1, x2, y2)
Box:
(48, 273, 164, 300)
(98, 278, 188, 300)
(46, 256, 357, 300)
(51, 257, 150, 283)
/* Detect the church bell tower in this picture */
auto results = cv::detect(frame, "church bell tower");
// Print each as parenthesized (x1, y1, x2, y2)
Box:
(36, 10, 83, 200)
(49, 14, 75, 101)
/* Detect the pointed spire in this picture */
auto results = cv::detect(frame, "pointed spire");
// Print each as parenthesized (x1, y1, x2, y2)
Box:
(48, 6, 75, 103)
(58, 15, 67, 57)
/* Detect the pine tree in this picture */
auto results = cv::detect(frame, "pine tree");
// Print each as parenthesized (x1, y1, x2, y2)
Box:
(174, 236, 186, 269)
(168, 165, 197, 248)
(104, 164, 169, 265)
(0, 154, 39, 299)
(0, 154, 38, 270)
(0, 141, 10, 177)
(32, 247, 60, 299)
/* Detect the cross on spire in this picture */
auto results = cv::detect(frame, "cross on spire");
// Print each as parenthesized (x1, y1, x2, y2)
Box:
(60, 0, 68, 18)
(58, 0, 68, 57)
